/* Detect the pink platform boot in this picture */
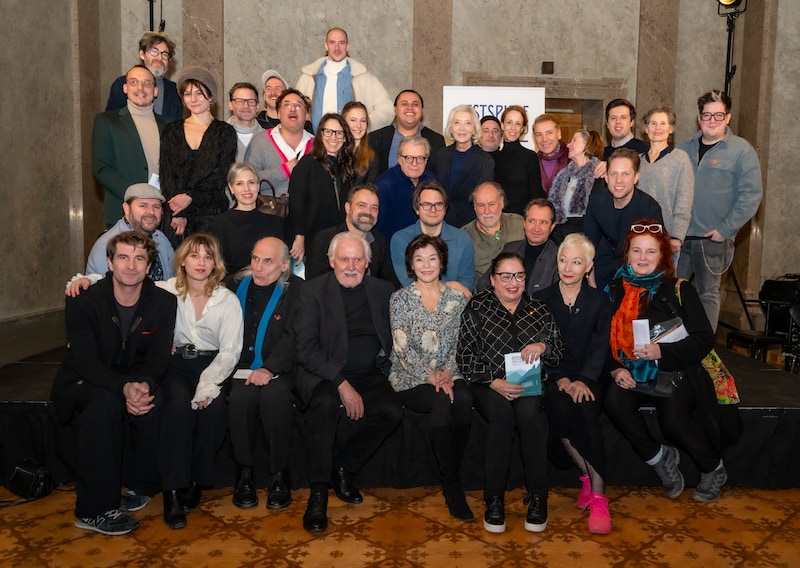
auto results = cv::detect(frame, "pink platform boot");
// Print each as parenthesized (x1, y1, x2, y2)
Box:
(587, 493, 611, 534)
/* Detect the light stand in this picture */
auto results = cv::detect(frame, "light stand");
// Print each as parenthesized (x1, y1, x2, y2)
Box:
(718, 0, 748, 95)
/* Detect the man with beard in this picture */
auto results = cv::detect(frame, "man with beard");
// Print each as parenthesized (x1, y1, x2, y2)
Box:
(305, 184, 397, 286)
(86, 184, 175, 281)
(93, 65, 170, 227)
(226, 82, 265, 161)
(105, 32, 182, 122)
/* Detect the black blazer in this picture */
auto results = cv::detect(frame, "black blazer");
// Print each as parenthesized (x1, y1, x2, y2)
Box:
(369, 124, 446, 176)
(51, 277, 177, 423)
(293, 273, 394, 406)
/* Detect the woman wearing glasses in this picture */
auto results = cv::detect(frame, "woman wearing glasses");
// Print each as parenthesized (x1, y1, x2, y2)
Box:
(160, 67, 237, 247)
(389, 234, 473, 521)
(287, 112, 356, 261)
(342, 101, 378, 185)
(492, 105, 544, 216)
(534, 234, 613, 534)
(637, 106, 694, 263)
(434, 105, 494, 228)
(458, 252, 563, 534)
(604, 219, 727, 503)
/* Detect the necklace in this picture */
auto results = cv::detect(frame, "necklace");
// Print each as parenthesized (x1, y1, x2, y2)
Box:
(559, 281, 580, 308)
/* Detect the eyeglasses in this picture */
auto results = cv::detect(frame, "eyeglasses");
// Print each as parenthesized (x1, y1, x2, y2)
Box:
(699, 111, 728, 122)
(494, 272, 526, 283)
(126, 78, 154, 88)
(631, 224, 663, 234)
(320, 128, 345, 139)
(231, 98, 258, 107)
(419, 202, 445, 212)
(399, 154, 427, 165)
(146, 47, 171, 61)
(281, 101, 305, 111)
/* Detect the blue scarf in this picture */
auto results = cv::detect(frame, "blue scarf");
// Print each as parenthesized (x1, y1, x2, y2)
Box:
(236, 276, 284, 370)
(311, 59, 354, 130)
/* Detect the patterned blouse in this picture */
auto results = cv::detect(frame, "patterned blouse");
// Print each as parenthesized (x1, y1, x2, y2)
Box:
(389, 283, 468, 392)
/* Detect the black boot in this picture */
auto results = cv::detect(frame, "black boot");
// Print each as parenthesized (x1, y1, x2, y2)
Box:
(267, 469, 292, 510)
(303, 484, 329, 533)
(432, 425, 474, 522)
(180, 482, 202, 513)
(331, 466, 362, 504)
(233, 466, 258, 509)
(163, 490, 187, 529)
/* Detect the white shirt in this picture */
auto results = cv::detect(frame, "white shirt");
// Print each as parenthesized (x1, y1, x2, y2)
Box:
(157, 278, 244, 407)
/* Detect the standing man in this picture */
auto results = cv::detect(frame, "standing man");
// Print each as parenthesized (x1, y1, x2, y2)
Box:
(369, 90, 447, 176)
(462, 182, 525, 284)
(105, 31, 182, 122)
(584, 148, 663, 290)
(478, 116, 503, 154)
(374, 136, 436, 240)
(86, 183, 175, 281)
(295, 232, 403, 533)
(94, 65, 169, 227)
(52, 231, 177, 535)
(306, 184, 397, 285)
(227, 82, 265, 161)
(677, 90, 763, 330)
(533, 114, 569, 195)
(297, 27, 394, 131)
(390, 181, 475, 295)
(603, 99, 649, 160)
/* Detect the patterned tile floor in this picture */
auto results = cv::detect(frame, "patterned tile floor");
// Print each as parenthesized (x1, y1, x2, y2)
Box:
(1, 484, 798, 567)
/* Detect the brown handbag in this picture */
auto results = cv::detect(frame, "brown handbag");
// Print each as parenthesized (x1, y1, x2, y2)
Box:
(258, 178, 289, 218)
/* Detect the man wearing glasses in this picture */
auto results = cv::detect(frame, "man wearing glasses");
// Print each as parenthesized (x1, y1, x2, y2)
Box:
(93, 65, 170, 227)
(105, 32, 182, 122)
(390, 181, 475, 296)
(226, 82, 264, 162)
(374, 136, 436, 240)
(677, 90, 763, 331)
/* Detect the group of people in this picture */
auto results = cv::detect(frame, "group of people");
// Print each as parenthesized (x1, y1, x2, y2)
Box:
(63, 25, 764, 539)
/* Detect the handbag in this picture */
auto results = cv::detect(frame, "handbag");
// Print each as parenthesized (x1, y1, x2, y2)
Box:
(633, 369, 683, 398)
(258, 178, 289, 218)
(6, 459, 54, 500)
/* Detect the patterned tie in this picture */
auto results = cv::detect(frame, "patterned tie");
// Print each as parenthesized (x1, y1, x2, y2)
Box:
(149, 253, 164, 281)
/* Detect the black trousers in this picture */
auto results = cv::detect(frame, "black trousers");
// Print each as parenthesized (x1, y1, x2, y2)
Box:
(159, 355, 228, 490)
(543, 379, 606, 477)
(395, 381, 472, 428)
(603, 372, 720, 473)
(470, 383, 548, 499)
(73, 382, 161, 517)
(228, 376, 295, 473)
(303, 373, 403, 484)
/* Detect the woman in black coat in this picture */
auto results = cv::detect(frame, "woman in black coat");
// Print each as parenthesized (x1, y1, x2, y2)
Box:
(492, 105, 544, 215)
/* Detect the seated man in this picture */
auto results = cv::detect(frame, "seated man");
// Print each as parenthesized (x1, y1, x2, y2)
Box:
(306, 184, 397, 286)
(374, 135, 436, 241)
(228, 237, 303, 511)
(390, 181, 475, 296)
(294, 232, 403, 533)
(245, 89, 314, 197)
(86, 183, 175, 281)
(462, 182, 524, 284)
(52, 231, 177, 535)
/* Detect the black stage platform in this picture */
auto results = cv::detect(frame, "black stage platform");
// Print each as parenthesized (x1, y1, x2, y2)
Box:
(1, 347, 798, 491)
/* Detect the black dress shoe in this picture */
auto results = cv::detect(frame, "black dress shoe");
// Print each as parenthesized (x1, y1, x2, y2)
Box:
(267, 470, 292, 510)
(303, 489, 328, 533)
(181, 482, 202, 513)
(233, 468, 258, 509)
(163, 490, 187, 529)
(331, 466, 362, 504)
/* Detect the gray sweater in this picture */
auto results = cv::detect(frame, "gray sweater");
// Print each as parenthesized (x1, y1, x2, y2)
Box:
(637, 147, 694, 242)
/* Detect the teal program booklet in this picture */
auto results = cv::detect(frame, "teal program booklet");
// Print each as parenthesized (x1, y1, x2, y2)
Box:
(504, 352, 542, 396)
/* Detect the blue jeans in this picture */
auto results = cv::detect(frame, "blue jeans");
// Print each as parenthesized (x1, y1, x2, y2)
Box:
(677, 238, 734, 331)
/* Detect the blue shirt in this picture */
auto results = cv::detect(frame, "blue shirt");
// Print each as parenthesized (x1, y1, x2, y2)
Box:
(86, 218, 175, 279)
(390, 221, 475, 290)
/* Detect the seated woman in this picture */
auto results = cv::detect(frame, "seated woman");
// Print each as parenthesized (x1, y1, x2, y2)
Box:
(228, 237, 303, 510)
(548, 130, 606, 244)
(458, 252, 563, 534)
(160, 67, 237, 246)
(389, 234, 472, 521)
(604, 219, 727, 503)
(342, 101, 379, 185)
(434, 104, 494, 228)
(157, 233, 243, 529)
(209, 162, 285, 274)
(534, 234, 613, 534)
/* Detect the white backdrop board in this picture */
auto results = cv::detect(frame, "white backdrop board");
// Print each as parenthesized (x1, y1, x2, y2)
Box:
(442, 86, 546, 151)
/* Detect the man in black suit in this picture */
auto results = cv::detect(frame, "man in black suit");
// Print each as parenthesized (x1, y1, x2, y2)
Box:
(52, 231, 177, 535)
(369, 89, 446, 176)
(294, 232, 403, 533)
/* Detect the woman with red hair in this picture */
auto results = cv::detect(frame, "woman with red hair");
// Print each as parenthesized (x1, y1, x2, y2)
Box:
(604, 219, 727, 504)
